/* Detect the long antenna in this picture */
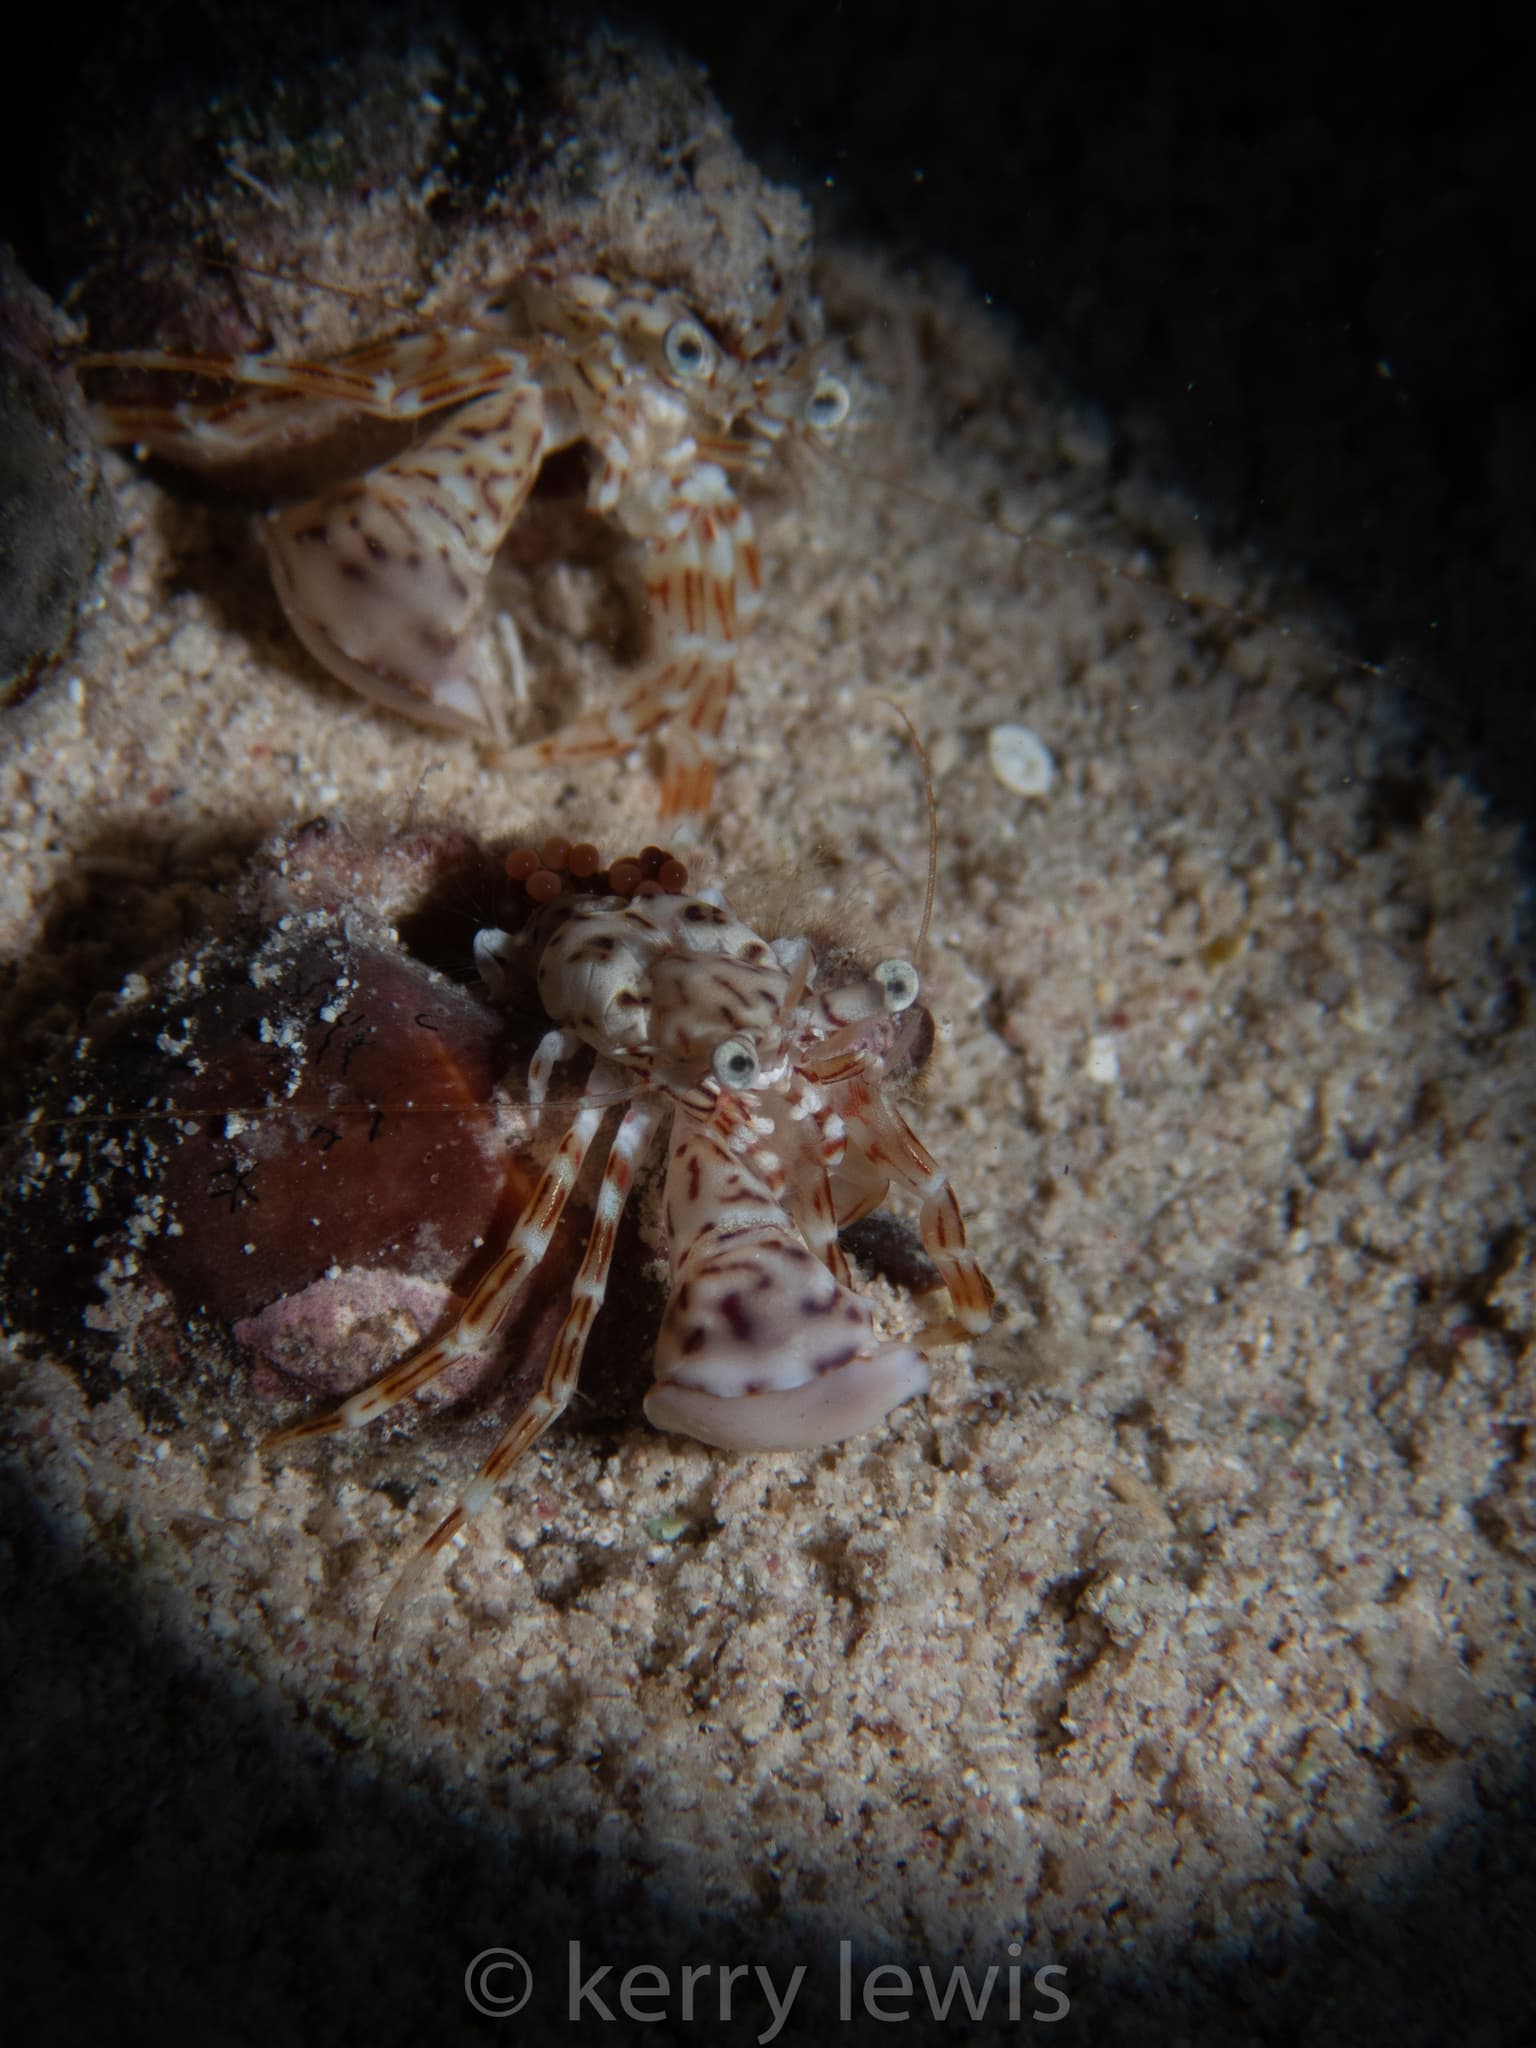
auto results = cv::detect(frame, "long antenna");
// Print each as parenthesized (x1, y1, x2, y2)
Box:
(821, 442, 1389, 684)
(876, 696, 938, 962)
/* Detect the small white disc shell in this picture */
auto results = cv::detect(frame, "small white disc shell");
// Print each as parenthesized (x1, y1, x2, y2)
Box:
(988, 722, 1056, 797)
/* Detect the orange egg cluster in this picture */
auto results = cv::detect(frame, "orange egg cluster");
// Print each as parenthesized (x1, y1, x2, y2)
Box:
(504, 839, 689, 904)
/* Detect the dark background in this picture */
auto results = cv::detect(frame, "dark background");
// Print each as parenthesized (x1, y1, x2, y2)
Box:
(2, 2, 1532, 2041)
(686, 1, 1536, 828)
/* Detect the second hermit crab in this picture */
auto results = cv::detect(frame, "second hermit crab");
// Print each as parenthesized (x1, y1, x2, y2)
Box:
(86, 268, 852, 823)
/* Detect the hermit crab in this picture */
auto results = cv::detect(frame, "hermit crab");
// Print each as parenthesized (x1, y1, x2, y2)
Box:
(85, 268, 851, 822)
(272, 830, 993, 1607)
(7, 820, 992, 1611)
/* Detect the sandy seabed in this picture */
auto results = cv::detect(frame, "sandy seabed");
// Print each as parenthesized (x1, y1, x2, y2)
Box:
(2, 231, 1533, 2037)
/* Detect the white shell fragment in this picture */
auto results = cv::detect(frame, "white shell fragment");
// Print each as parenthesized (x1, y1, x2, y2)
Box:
(988, 721, 1056, 797)
(1084, 1033, 1121, 1085)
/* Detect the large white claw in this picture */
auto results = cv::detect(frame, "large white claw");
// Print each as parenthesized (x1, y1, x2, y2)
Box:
(644, 1220, 930, 1451)
(644, 1340, 929, 1452)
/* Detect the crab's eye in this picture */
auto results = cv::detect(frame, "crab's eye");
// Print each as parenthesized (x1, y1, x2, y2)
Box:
(873, 959, 920, 1013)
(805, 375, 850, 430)
(711, 1037, 761, 1090)
(664, 318, 715, 381)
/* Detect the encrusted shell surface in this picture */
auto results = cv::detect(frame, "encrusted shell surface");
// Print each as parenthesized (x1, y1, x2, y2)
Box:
(4, 825, 561, 1410)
